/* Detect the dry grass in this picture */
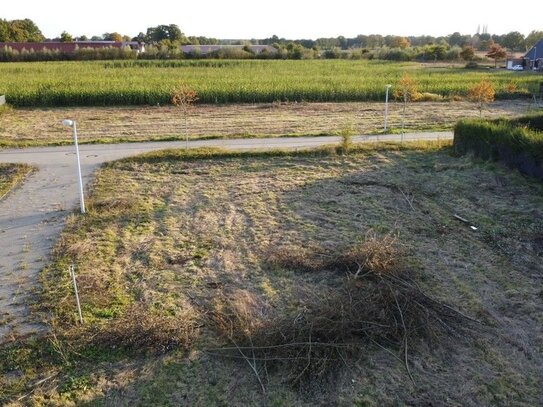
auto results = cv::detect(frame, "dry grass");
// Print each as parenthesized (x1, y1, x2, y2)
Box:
(4, 144, 543, 405)
(88, 303, 198, 354)
(266, 231, 400, 276)
(0, 163, 33, 199)
(0, 100, 533, 147)
(211, 235, 474, 387)
(336, 231, 399, 276)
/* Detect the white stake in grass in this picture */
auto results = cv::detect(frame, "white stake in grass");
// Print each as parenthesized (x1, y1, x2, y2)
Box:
(69, 264, 83, 324)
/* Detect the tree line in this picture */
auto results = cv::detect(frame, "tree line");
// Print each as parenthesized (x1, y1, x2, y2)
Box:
(1, 18, 542, 63)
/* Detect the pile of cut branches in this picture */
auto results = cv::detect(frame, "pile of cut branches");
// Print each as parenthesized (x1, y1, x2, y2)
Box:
(208, 233, 478, 388)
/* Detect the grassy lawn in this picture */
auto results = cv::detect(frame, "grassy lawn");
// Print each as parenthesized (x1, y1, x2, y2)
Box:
(1, 142, 542, 405)
(0, 163, 33, 199)
(0, 100, 534, 148)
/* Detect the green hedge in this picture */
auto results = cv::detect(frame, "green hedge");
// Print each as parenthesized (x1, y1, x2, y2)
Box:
(454, 114, 543, 180)
(507, 114, 543, 131)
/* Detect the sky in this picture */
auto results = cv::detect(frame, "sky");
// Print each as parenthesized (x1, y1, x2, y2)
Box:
(2, 0, 541, 40)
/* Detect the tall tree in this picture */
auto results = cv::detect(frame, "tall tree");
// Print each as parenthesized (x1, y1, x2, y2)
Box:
(502, 31, 525, 51)
(460, 45, 475, 61)
(387, 36, 410, 49)
(145, 24, 185, 43)
(486, 43, 507, 68)
(426, 43, 448, 61)
(60, 31, 73, 42)
(448, 32, 471, 47)
(477, 33, 492, 51)
(0, 19, 9, 41)
(12, 19, 44, 41)
(103, 32, 123, 42)
(132, 32, 146, 43)
(525, 30, 543, 49)
(0, 18, 44, 42)
(337, 35, 348, 50)
(366, 34, 384, 48)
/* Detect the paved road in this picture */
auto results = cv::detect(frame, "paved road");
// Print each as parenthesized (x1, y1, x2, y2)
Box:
(0, 131, 452, 343)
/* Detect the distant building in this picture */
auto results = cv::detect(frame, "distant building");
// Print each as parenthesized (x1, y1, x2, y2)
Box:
(506, 52, 527, 70)
(0, 41, 145, 54)
(524, 39, 543, 70)
(181, 44, 277, 56)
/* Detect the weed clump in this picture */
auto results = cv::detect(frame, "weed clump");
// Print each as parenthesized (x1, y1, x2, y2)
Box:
(89, 303, 198, 354)
(211, 234, 476, 387)
(87, 196, 138, 214)
(266, 231, 399, 276)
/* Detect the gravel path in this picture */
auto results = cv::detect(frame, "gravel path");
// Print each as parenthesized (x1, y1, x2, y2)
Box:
(0, 132, 452, 343)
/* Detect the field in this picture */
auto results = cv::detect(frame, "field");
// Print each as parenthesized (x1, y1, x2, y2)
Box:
(0, 60, 540, 107)
(0, 163, 33, 199)
(0, 100, 534, 148)
(2, 144, 542, 405)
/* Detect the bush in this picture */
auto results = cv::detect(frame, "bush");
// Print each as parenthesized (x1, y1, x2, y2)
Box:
(445, 46, 462, 61)
(418, 92, 445, 102)
(465, 61, 479, 69)
(454, 114, 543, 180)
(322, 48, 341, 59)
(508, 115, 543, 131)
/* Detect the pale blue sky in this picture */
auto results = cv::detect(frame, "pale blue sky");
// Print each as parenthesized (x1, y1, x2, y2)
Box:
(3, 0, 541, 39)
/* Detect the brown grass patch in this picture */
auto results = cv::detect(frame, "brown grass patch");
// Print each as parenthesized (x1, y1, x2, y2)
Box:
(89, 303, 198, 354)
(0, 101, 531, 148)
(0, 163, 33, 199)
(87, 196, 138, 214)
(266, 231, 399, 276)
(211, 235, 475, 387)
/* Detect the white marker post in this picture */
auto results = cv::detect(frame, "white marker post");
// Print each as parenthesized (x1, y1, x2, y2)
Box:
(62, 120, 86, 214)
(69, 265, 83, 324)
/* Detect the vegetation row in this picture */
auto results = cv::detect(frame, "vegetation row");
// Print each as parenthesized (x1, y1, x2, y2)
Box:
(0, 42, 516, 63)
(2, 19, 543, 64)
(454, 113, 543, 180)
(0, 60, 539, 107)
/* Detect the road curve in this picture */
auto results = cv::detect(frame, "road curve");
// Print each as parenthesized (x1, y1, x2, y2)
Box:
(0, 131, 452, 342)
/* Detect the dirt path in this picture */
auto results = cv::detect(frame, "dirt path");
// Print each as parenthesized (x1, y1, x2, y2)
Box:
(0, 132, 451, 343)
(0, 100, 532, 147)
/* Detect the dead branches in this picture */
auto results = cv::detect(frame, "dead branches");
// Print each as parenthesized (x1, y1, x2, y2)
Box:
(209, 234, 477, 389)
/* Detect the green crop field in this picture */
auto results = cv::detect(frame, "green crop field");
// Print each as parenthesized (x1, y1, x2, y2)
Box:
(0, 60, 539, 107)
